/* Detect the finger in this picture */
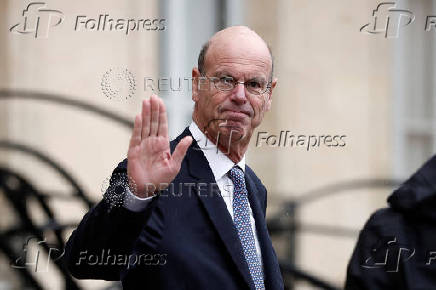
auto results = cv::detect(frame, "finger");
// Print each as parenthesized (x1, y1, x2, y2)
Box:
(129, 114, 142, 148)
(150, 94, 160, 136)
(157, 97, 168, 138)
(141, 98, 151, 138)
(171, 136, 193, 166)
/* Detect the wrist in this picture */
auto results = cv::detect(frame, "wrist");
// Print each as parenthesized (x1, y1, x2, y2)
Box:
(130, 181, 158, 198)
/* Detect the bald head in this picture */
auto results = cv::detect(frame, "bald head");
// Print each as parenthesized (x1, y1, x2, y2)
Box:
(191, 26, 277, 163)
(198, 26, 274, 82)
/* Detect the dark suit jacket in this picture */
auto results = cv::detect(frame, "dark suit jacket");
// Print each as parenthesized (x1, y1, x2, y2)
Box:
(64, 127, 284, 290)
(345, 155, 436, 289)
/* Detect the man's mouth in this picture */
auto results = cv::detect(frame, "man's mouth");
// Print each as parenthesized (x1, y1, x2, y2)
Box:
(221, 110, 250, 120)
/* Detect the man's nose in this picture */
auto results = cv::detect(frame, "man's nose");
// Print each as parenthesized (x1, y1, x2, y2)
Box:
(230, 83, 247, 103)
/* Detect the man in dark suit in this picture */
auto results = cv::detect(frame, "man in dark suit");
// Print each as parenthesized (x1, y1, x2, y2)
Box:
(64, 26, 283, 290)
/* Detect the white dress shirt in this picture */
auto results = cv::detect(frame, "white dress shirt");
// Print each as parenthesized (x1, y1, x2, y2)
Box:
(123, 121, 263, 265)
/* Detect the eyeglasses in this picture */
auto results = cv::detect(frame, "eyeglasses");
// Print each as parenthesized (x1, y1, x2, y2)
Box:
(199, 75, 271, 95)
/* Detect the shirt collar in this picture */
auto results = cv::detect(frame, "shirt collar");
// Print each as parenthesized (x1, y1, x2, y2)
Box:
(189, 121, 246, 181)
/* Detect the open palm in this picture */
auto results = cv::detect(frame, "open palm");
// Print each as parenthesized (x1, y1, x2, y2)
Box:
(127, 95, 192, 197)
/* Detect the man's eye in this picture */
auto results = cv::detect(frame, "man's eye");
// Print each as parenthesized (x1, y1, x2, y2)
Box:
(219, 76, 234, 83)
(247, 81, 262, 88)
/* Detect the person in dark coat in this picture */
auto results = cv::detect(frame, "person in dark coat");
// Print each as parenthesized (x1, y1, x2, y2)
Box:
(345, 155, 436, 289)
(64, 26, 284, 290)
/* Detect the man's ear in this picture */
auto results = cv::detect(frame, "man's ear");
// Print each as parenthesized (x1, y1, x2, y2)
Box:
(265, 77, 277, 111)
(192, 67, 201, 102)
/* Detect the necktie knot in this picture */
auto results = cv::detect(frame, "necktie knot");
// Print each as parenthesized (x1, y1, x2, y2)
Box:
(228, 166, 245, 189)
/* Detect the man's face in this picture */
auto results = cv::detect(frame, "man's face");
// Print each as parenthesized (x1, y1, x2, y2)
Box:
(192, 32, 276, 146)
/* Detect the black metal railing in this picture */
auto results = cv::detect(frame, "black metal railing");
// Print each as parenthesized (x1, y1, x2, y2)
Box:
(268, 179, 403, 289)
(0, 89, 132, 290)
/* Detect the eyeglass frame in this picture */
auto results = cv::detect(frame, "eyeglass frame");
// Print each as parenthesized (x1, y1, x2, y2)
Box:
(197, 73, 272, 95)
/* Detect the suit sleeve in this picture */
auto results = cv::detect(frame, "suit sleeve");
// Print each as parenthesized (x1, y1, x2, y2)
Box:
(63, 159, 154, 280)
(345, 209, 400, 290)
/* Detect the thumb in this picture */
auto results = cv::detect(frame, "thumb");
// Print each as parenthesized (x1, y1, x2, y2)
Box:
(171, 136, 193, 166)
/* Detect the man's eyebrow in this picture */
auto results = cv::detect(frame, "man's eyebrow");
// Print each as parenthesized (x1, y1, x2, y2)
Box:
(246, 76, 267, 82)
(213, 71, 267, 81)
(213, 70, 233, 77)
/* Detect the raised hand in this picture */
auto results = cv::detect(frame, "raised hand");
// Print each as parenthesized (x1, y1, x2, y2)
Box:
(127, 95, 193, 197)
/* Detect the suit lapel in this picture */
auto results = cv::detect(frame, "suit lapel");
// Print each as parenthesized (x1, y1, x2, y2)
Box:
(178, 128, 256, 290)
(245, 173, 283, 290)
